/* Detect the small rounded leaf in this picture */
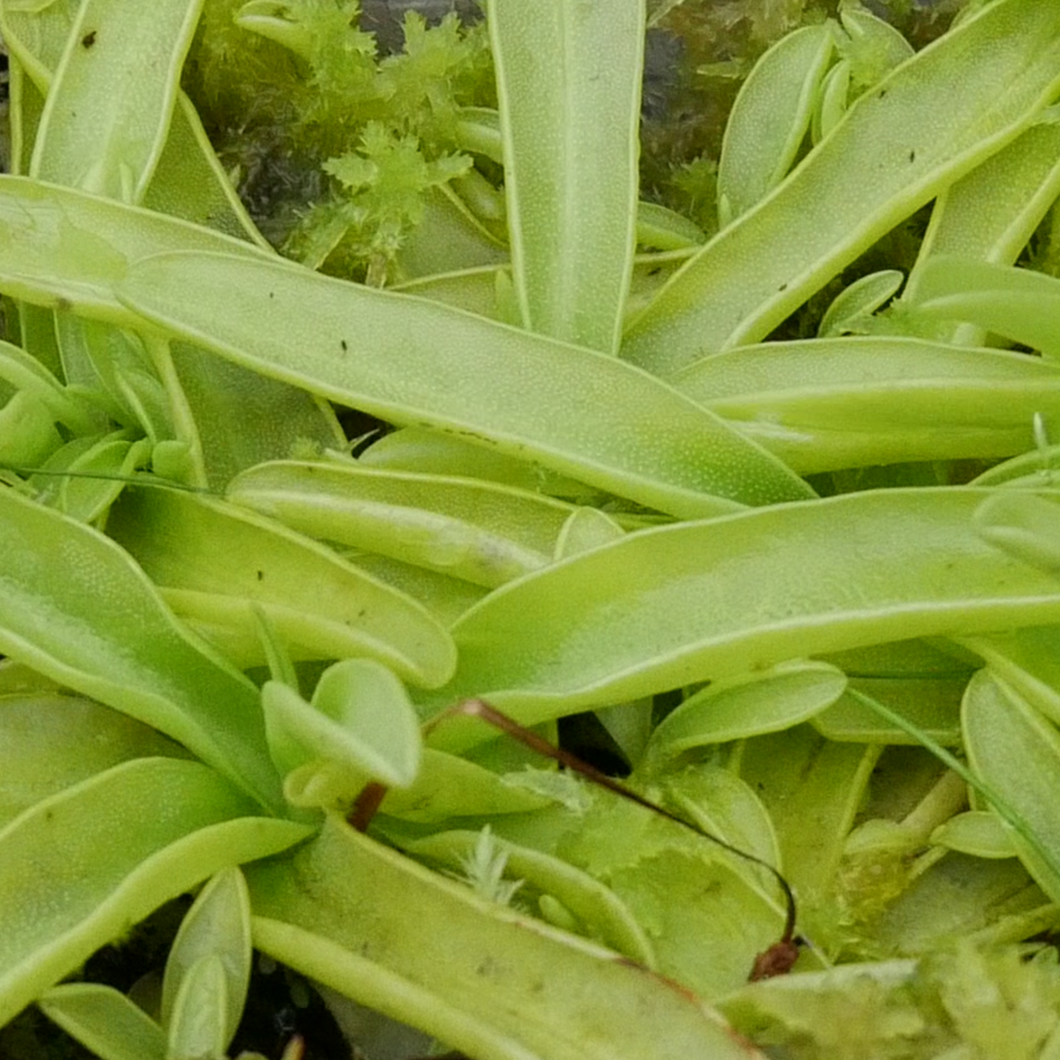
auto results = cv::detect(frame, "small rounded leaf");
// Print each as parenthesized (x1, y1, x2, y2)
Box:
(931, 811, 1018, 860)
(263, 659, 422, 802)
(646, 661, 847, 764)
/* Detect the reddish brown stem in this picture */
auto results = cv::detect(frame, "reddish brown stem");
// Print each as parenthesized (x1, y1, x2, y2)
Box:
(348, 780, 388, 833)
(353, 697, 801, 980)
(423, 699, 800, 977)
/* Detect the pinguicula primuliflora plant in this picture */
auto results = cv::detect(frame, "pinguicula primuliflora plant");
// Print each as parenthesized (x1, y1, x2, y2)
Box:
(6, 0, 1060, 1057)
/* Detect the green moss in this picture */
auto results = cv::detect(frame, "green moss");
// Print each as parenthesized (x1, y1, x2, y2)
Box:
(181, 1, 977, 288)
(184, 1, 493, 283)
(722, 941, 1060, 1060)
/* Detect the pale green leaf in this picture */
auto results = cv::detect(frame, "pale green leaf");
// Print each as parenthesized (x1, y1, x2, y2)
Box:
(0, 487, 284, 811)
(262, 658, 421, 800)
(424, 490, 1060, 747)
(160, 868, 251, 1049)
(0, 693, 187, 828)
(962, 669, 1060, 903)
(166, 955, 227, 1060)
(0, 758, 311, 1028)
(817, 270, 903, 337)
(39, 983, 166, 1060)
(674, 336, 1060, 474)
(717, 24, 834, 223)
(114, 248, 812, 514)
(491, 0, 643, 353)
(246, 816, 764, 1060)
(931, 811, 1018, 860)
(645, 661, 846, 766)
(903, 121, 1060, 347)
(29, 0, 204, 202)
(623, 0, 1060, 369)
(226, 459, 583, 588)
(105, 486, 456, 687)
(974, 491, 1060, 577)
(909, 257, 1060, 358)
